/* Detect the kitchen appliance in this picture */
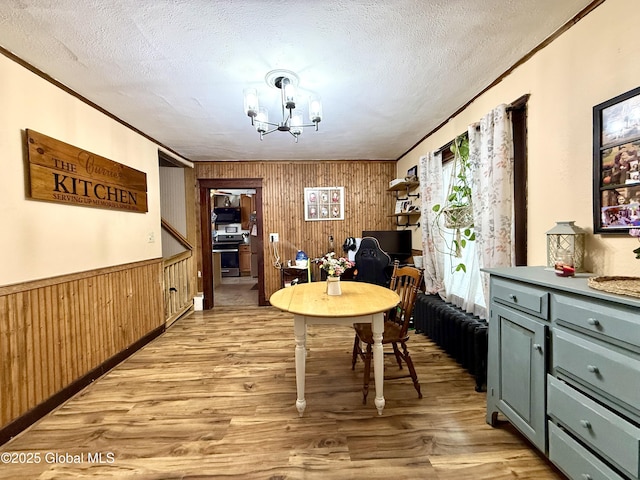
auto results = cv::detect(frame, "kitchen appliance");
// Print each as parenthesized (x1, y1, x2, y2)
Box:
(212, 229, 244, 277)
(213, 207, 241, 224)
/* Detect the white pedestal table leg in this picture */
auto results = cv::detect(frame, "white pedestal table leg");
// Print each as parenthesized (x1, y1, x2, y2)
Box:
(371, 312, 385, 415)
(293, 315, 307, 416)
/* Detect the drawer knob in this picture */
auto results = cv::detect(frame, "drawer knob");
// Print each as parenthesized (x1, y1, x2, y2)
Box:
(580, 419, 592, 429)
(587, 365, 599, 374)
(587, 317, 600, 326)
(533, 343, 542, 352)
(509, 294, 517, 302)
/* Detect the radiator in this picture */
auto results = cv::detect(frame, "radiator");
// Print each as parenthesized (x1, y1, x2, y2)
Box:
(413, 293, 488, 392)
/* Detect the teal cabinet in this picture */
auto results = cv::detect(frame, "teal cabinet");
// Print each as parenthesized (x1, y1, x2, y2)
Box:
(484, 267, 640, 480)
(486, 280, 548, 452)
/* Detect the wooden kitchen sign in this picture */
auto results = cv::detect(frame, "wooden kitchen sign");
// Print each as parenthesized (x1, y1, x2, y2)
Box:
(26, 129, 148, 213)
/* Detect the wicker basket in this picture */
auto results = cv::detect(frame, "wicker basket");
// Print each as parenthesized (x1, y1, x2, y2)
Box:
(443, 204, 473, 229)
(587, 276, 640, 298)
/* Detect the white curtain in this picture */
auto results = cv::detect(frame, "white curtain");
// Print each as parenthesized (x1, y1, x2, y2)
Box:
(441, 160, 485, 316)
(419, 151, 445, 297)
(469, 104, 516, 313)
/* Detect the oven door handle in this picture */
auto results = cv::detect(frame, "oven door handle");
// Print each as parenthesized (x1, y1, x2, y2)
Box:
(212, 248, 239, 253)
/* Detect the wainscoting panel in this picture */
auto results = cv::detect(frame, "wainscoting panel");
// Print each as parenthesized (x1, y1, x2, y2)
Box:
(163, 251, 193, 326)
(0, 259, 164, 431)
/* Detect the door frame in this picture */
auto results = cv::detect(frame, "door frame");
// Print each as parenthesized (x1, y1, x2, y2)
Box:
(199, 178, 265, 308)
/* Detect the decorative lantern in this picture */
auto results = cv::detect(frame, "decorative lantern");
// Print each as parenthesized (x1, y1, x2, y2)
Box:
(546, 221, 586, 273)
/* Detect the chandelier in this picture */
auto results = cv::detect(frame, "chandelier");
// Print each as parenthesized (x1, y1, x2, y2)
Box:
(243, 69, 322, 142)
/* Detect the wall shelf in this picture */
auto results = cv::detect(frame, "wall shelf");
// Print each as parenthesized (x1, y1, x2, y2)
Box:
(388, 180, 420, 199)
(388, 180, 419, 192)
(388, 212, 421, 227)
(389, 180, 420, 227)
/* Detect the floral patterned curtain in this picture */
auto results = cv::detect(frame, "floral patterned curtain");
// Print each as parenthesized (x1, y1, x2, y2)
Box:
(419, 150, 446, 297)
(468, 104, 515, 309)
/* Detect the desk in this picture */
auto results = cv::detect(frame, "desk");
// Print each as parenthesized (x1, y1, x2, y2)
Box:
(270, 281, 400, 416)
(280, 265, 311, 287)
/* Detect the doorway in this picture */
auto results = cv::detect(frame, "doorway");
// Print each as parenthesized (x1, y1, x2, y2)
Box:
(199, 178, 266, 308)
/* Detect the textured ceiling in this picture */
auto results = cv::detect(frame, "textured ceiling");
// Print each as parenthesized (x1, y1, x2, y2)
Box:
(0, 0, 596, 162)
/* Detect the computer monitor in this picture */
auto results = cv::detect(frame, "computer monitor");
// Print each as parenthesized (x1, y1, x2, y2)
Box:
(361, 230, 412, 261)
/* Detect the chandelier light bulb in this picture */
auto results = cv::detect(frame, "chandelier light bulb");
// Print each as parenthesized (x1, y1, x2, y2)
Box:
(309, 95, 322, 124)
(291, 113, 303, 136)
(243, 88, 258, 117)
(282, 78, 296, 110)
(255, 107, 269, 133)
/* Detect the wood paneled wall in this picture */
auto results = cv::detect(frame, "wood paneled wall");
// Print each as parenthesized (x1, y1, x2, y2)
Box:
(0, 259, 164, 430)
(195, 160, 399, 297)
(163, 251, 194, 325)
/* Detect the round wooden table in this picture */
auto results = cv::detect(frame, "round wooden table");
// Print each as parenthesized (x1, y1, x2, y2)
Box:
(270, 281, 400, 416)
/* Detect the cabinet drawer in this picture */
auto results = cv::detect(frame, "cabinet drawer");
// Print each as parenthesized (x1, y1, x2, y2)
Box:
(553, 328, 640, 417)
(549, 422, 626, 480)
(553, 293, 640, 350)
(491, 277, 548, 319)
(548, 375, 640, 478)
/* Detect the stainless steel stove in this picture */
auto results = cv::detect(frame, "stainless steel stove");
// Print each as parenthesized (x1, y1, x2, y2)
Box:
(212, 227, 244, 277)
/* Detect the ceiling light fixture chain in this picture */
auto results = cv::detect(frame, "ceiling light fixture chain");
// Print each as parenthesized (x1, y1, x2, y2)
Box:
(243, 69, 322, 143)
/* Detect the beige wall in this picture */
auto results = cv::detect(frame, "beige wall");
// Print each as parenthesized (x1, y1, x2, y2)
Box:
(398, 0, 640, 277)
(0, 54, 163, 287)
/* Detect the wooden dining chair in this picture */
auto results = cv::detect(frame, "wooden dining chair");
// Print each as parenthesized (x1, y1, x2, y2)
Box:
(351, 261, 424, 404)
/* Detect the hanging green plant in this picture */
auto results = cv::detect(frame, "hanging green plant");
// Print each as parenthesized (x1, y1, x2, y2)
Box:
(432, 134, 475, 272)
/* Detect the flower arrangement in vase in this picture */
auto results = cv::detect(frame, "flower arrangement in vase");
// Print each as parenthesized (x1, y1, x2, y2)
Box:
(316, 252, 354, 296)
(317, 252, 354, 277)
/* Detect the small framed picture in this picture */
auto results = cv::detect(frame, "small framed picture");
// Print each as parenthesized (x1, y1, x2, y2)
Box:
(304, 187, 344, 221)
(407, 165, 417, 177)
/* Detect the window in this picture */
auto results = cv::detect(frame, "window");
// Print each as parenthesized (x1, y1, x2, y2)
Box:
(440, 156, 485, 315)
(436, 95, 528, 317)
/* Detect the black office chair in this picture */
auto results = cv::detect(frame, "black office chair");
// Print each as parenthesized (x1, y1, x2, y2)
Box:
(353, 237, 392, 287)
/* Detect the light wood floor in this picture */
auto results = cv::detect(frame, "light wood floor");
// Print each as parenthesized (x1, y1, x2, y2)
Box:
(214, 276, 258, 306)
(0, 306, 563, 479)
